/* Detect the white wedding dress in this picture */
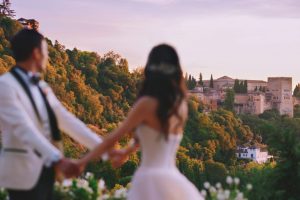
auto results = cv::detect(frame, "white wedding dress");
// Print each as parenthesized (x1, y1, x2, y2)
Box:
(128, 124, 203, 200)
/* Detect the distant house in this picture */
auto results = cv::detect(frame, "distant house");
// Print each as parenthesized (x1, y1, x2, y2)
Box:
(17, 18, 39, 30)
(236, 145, 272, 164)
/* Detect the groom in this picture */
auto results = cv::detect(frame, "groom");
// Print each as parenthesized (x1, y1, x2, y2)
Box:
(0, 29, 107, 200)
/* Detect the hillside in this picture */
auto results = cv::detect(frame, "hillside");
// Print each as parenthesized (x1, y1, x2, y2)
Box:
(2, 17, 300, 199)
(0, 16, 256, 184)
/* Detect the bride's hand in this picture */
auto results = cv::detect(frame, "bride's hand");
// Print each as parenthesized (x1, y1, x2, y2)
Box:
(110, 149, 129, 168)
(74, 159, 87, 176)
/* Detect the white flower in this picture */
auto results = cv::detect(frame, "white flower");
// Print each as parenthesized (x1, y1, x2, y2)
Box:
(62, 179, 72, 188)
(200, 190, 207, 197)
(209, 186, 217, 194)
(226, 176, 233, 185)
(98, 179, 106, 191)
(204, 182, 210, 189)
(234, 177, 240, 185)
(215, 182, 222, 189)
(114, 188, 127, 198)
(85, 172, 93, 179)
(224, 190, 230, 199)
(235, 192, 244, 200)
(98, 194, 110, 200)
(246, 184, 253, 191)
(217, 193, 226, 200)
(77, 179, 89, 189)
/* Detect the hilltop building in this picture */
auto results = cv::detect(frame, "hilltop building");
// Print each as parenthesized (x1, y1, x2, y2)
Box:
(236, 145, 272, 164)
(189, 76, 294, 117)
(17, 18, 39, 30)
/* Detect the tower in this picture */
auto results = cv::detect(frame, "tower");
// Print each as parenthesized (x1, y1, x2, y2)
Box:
(267, 77, 293, 117)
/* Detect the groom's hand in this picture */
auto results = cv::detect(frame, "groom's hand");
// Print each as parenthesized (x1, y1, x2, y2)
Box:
(55, 158, 81, 178)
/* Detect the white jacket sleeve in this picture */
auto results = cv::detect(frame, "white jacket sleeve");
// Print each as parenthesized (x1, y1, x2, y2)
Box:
(47, 88, 107, 159)
(0, 82, 62, 164)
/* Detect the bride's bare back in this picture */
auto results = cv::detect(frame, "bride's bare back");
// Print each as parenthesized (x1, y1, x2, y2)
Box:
(140, 96, 188, 135)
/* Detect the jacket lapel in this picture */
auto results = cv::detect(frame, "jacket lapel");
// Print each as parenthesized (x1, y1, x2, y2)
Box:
(7, 73, 43, 130)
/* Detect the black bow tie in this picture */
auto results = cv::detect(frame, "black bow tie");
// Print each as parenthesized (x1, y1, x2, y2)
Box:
(30, 74, 41, 85)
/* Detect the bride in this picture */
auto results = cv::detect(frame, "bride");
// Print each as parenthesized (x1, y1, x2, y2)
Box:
(77, 44, 203, 200)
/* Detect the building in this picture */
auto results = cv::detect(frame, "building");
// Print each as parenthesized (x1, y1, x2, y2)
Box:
(17, 18, 39, 30)
(203, 76, 234, 90)
(190, 76, 294, 117)
(236, 145, 272, 164)
(267, 77, 293, 117)
(247, 80, 267, 92)
(234, 92, 272, 115)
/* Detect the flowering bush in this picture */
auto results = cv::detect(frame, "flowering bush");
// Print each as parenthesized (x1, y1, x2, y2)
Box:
(0, 174, 252, 200)
(200, 176, 253, 200)
(54, 172, 128, 200)
(0, 188, 8, 200)
(0, 172, 128, 200)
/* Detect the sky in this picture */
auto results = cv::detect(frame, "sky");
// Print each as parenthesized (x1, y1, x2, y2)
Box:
(12, 0, 300, 87)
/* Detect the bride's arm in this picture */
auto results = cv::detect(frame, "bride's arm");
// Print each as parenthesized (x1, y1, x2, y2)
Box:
(77, 97, 153, 167)
(110, 141, 139, 168)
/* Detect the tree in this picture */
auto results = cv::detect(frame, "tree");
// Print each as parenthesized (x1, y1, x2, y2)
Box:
(243, 80, 248, 93)
(233, 79, 239, 93)
(294, 105, 300, 118)
(293, 84, 300, 98)
(209, 74, 214, 88)
(186, 74, 197, 90)
(0, 0, 15, 17)
(224, 89, 235, 111)
(198, 73, 204, 86)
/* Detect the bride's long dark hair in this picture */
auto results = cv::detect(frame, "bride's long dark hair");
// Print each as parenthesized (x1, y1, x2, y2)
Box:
(138, 44, 187, 139)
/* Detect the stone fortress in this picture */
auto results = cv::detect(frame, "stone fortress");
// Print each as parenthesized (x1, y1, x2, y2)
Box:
(189, 76, 296, 117)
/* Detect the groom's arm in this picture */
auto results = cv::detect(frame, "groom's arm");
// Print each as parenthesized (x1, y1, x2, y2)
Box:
(47, 87, 108, 159)
(0, 82, 63, 165)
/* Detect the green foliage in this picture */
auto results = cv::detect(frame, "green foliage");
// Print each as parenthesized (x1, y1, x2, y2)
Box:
(204, 160, 227, 184)
(186, 74, 197, 90)
(233, 79, 247, 94)
(266, 118, 300, 199)
(294, 104, 300, 118)
(258, 109, 281, 120)
(0, 0, 15, 17)
(224, 89, 235, 111)
(293, 84, 300, 98)
(209, 74, 214, 88)
(184, 97, 253, 166)
(0, 188, 7, 200)
(199, 72, 204, 86)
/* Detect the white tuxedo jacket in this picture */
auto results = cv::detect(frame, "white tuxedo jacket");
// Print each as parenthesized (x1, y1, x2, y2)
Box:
(0, 72, 103, 190)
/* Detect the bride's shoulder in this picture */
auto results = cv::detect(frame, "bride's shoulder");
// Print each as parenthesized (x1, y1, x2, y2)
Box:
(132, 96, 159, 115)
(135, 96, 159, 107)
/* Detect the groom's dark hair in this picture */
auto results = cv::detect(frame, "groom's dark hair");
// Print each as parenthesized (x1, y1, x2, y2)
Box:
(10, 29, 45, 62)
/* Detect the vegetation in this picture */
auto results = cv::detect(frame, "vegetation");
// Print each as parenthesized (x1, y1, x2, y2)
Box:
(185, 73, 197, 90)
(209, 74, 214, 88)
(293, 84, 300, 98)
(233, 79, 247, 94)
(1, 16, 300, 200)
(0, 0, 15, 18)
(199, 72, 204, 86)
(224, 89, 235, 112)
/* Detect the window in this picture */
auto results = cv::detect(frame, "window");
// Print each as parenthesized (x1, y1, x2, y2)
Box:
(251, 154, 253, 158)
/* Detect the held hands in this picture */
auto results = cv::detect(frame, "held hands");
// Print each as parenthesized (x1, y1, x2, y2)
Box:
(54, 158, 86, 179)
(54, 149, 129, 180)
(109, 149, 129, 168)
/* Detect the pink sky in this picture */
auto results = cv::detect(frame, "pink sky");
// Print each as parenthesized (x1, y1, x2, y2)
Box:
(13, 0, 300, 87)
